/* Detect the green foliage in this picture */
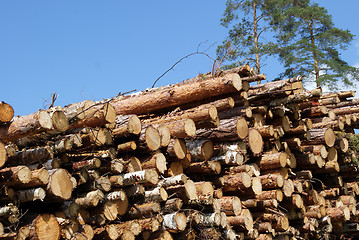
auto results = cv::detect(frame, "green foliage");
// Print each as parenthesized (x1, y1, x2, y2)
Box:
(348, 134, 359, 151)
(218, 0, 359, 89)
(217, 0, 278, 73)
(263, 0, 359, 89)
(347, 134, 359, 166)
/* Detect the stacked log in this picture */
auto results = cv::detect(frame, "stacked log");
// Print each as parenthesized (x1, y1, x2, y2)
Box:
(0, 64, 359, 239)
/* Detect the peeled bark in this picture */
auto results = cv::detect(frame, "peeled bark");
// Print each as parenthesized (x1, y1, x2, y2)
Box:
(111, 73, 243, 115)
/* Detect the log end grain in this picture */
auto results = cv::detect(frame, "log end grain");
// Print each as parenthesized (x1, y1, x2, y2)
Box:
(51, 110, 69, 132)
(236, 118, 249, 140)
(30, 214, 60, 240)
(324, 128, 336, 147)
(231, 73, 243, 91)
(184, 119, 196, 137)
(0, 101, 14, 123)
(48, 169, 73, 200)
(248, 129, 264, 155)
(0, 141, 7, 168)
(168, 138, 187, 160)
(145, 126, 161, 151)
(128, 114, 142, 135)
(157, 125, 171, 147)
(38, 110, 53, 130)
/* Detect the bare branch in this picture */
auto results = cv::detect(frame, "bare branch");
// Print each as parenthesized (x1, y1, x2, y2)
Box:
(151, 43, 216, 88)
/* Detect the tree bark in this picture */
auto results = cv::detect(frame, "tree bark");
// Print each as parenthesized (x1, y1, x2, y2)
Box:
(111, 73, 243, 115)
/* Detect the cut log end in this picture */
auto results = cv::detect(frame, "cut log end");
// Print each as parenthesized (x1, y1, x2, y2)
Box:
(30, 214, 60, 240)
(0, 101, 14, 123)
(248, 129, 264, 155)
(48, 169, 73, 200)
(145, 126, 161, 151)
(324, 128, 336, 147)
(237, 118, 249, 139)
(184, 119, 196, 137)
(0, 142, 7, 168)
(51, 110, 69, 132)
(231, 73, 243, 91)
(128, 114, 142, 135)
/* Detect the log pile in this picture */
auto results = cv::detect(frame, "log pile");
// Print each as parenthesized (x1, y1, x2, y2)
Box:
(0, 65, 359, 239)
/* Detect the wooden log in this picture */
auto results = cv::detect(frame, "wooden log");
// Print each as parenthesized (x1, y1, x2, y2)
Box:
(327, 207, 351, 222)
(138, 217, 161, 233)
(46, 169, 73, 201)
(111, 73, 243, 115)
(80, 128, 113, 147)
(137, 126, 161, 152)
(143, 103, 218, 126)
(124, 156, 142, 172)
(110, 169, 159, 187)
(166, 161, 183, 177)
(117, 141, 137, 153)
(218, 106, 252, 119)
(9, 146, 54, 166)
(256, 189, 283, 202)
(157, 125, 171, 147)
(0, 165, 32, 186)
(153, 119, 196, 138)
(247, 128, 264, 155)
(0, 109, 69, 143)
(140, 152, 167, 174)
(0, 101, 14, 123)
(112, 115, 141, 137)
(165, 180, 197, 203)
(128, 202, 161, 219)
(185, 161, 221, 175)
(68, 102, 116, 129)
(242, 199, 278, 209)
(303, 128, 336, 147)
(162, 212, 187, 233)
(0, 142, 7, 168)
(16, 187, 46, 202)
(301, 144, 328, 158)
(220, 172, 252, 192)
(259, 174, 284, 189)
(192, 211, 221, 227)
(258, 152, 288, 170)
(158, 174, 188, 188)
(163, 198, 183, 213)
(29, 214, 60, 240)
(74, 190, 104, 208)
(227, 209, 253, 231)
(220, 196, 242, 216)
(72, 158, 101, 171)
(105, 225, 135, 240)
(144, 187, 168, 202)
(330, 106, 359, 116)
(166, 138, 187, 160)
(195, 117, 248, 141)
(185, 139, 214, 161)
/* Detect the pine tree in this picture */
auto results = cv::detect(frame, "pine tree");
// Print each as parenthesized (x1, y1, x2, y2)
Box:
(217, 0, 277, 76)
(264, 0, 359, 89)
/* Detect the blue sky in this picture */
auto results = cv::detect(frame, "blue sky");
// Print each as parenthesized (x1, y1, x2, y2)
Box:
(1, 1, 358, 116)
